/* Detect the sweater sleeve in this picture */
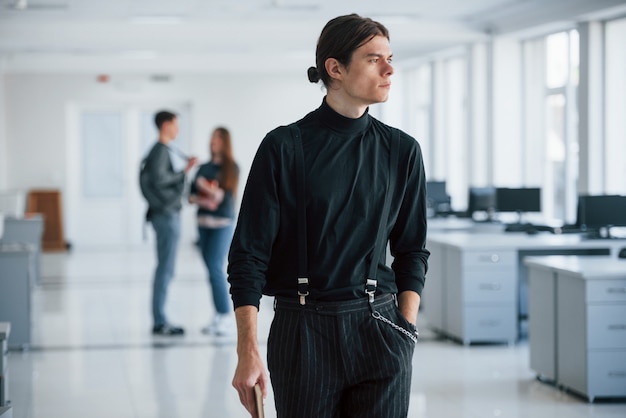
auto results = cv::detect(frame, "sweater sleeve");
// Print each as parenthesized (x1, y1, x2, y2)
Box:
(227, 133, 282, 310)
(389, 137, 430, 296)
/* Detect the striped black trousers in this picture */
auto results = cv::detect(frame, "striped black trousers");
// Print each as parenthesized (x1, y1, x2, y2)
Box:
(267, 294, 416, 418)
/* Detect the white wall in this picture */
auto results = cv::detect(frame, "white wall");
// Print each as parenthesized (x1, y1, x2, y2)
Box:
(5, 73, 325, 189)
(4, 72, 323, 245)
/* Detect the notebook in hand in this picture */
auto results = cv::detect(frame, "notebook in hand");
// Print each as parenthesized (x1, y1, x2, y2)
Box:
(254, 383, 264, 418)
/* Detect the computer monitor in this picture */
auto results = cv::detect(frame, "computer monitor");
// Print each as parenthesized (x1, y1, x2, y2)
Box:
(579, 195, 626, 230)
(495, 188, 541, 213)
(426, 180, 451, 215)
(467, 187, 496, 220)
(426, 181, 447, 202)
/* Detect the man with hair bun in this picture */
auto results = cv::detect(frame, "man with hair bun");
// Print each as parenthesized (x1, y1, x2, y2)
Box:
(229, 13, 429, 418)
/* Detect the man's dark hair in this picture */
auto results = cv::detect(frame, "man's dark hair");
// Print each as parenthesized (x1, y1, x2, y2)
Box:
(307, 14, 389, 87)
(154, 110, 177, 130)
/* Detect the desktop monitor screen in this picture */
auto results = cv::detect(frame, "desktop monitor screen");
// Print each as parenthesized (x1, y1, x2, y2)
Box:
(426, 181, 448, 203)
(467, 187, 496, 214)
(579, 195, 626, 229)
(495, 188, 541, 213)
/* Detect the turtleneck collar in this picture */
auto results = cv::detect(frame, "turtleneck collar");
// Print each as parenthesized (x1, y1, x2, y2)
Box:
(316, 97, 371, 134)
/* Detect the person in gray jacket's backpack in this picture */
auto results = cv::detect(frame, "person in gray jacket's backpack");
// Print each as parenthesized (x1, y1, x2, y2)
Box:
(140, 110, 197, 336)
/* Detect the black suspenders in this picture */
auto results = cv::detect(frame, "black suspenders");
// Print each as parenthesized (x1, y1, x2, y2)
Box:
(289, 123, 400, 305)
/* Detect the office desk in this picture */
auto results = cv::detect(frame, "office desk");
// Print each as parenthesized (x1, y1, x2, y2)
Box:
(525, 256, 626, 402)
(424, 232, 625, 345)
(0, 215, 44, 285)
(428, 217, 504, 233)
(0, 244, 34, 349)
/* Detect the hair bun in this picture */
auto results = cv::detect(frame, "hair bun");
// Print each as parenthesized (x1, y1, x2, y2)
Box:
(307, 66, 321, 83)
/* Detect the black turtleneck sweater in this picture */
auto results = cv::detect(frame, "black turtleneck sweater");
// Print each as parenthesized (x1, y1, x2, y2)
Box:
(228, 98, 429, 309)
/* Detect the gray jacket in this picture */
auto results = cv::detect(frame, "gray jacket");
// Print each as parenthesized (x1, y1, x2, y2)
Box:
(140, 142, 186, 216)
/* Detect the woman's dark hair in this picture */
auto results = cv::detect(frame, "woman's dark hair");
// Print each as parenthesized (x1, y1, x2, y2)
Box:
(308, 14, 389, 86)
(154, 110, 177, 130)
(212, 127, 238, 194)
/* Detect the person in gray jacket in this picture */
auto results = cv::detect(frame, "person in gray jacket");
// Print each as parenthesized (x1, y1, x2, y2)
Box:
(141, 110, 198, 335)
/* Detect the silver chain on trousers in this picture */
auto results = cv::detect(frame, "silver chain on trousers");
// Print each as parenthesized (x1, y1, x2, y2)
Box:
(371, 311, 418, 344)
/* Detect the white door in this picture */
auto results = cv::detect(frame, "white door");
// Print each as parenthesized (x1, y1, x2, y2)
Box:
(67, 105, 132, 248)
(66, 103, 193, 249)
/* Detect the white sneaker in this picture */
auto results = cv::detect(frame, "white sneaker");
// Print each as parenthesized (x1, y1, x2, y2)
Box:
(201, 313, 235, 336)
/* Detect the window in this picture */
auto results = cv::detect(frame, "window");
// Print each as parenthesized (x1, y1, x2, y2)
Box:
(605, 17, 626, 194)
(81, 111, 124, 198)
(406, 56, 468, 212)
(409, 64, 433, 178)
(442, 57, 468, 211)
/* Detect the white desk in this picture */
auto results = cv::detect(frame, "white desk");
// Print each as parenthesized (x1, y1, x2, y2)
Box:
(428, 217, 504, 233)
(424, 232, 625, 345)
(525, 256, 626, 402)
(1, 215, 44, 285)
(0, 244, 34, 349)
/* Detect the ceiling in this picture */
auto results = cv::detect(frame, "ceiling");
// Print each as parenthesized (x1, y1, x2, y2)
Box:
(0, 0, 625, 73)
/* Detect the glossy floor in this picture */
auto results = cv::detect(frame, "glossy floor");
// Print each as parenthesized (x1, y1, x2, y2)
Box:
(5, 245, 626, 418)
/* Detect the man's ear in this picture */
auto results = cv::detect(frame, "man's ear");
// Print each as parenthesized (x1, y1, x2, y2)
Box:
(325, 57, 344, 83)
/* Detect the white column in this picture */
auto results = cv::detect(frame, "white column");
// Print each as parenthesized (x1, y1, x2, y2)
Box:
(577, 21, 604, 195)
(491, 37, 523, 186)
(467, 42, 490, 187)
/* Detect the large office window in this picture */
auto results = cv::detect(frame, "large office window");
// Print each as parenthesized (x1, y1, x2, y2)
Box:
(605, 17, 626, 195)
(443, 57, 468, 211)
(545, 30, 579, 221)
(523, 30, 579, 221)
(407, 56, 467, 211)
(409, 64, 433, 177)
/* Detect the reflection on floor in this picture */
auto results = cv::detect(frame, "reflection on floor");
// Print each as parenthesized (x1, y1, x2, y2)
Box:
(5, 245, 626, 418)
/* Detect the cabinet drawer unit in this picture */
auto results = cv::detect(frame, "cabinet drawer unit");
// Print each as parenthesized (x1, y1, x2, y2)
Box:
(461, 250, 516, 269)
(586, 280, 626, 303)
(463, 271, 517, 304)
(587, 351, 626, 400)
(587, 305, 626, 349)
(457, 306, 517, 344)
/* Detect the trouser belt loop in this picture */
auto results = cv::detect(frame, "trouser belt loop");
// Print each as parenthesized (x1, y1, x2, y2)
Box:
(297, 277, 309, 305)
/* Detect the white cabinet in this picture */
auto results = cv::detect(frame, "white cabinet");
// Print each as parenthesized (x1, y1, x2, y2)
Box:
(424, 235, 517, 345)
(557, 272, 626, 401)
(425, 232, 625, 346)
(527, 265, 557, 381)
(0, 245, 33, 349)
(422, 241, 445, 332)
(1, 216, 44, 285)
(446, 248, 517, 345)
(526, 256, 626, 402)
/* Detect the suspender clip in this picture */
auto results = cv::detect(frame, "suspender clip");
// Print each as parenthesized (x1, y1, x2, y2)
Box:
(298, 277, 309, 305)
(366, 278, 377, 303)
